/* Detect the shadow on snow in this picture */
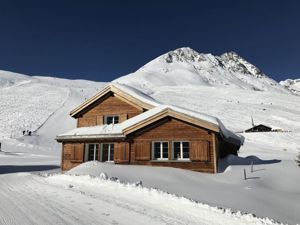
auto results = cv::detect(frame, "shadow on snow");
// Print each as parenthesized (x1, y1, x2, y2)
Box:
(218, 154, 281, 173)
(0, 165, 60, 174)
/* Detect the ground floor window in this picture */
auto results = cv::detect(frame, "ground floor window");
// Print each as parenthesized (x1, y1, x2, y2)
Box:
(152, 141, 168, 160)
(173, 141, 189, 160)
(101, 143, 114, 162)
(87, 144, 99, 161)
(85, 143, 114, 162)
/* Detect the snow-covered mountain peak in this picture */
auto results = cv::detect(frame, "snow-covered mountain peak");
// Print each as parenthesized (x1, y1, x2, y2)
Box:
(220, 51, 265, 78)
(280, 78, 300, 94)
(164, 47, 205, 63)
(115, 47, 287, 93)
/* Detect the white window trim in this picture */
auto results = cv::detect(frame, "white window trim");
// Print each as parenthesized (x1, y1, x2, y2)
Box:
(172, 141, 190, 160)
(152, 141, 169, 160)
(101, 143, 114, 162)
(104, 115, 119, 124)
(85, 143, 99, 161)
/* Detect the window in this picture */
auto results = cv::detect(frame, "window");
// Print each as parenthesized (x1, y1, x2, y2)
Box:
(101, 143, 114, 162)
(87, 144, 99, 161)
(104, 115, 119, 125)
(152, 141, 168, 160)
(85, 143, 114, 162)
(173, 141, 189, 160)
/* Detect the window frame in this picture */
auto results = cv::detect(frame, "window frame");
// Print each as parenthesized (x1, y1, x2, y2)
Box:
(151, 141, 169, 160)
(104, 115, 119, 125)
(85, 143, 99, 161)
(101, 143, 115, 162)
(172, 141, 190, 160)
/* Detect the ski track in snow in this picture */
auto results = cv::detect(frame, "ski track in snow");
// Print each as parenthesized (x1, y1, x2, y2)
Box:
(0, 173, 281, 225)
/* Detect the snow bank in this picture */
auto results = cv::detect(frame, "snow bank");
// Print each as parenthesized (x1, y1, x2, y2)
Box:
(67, 160, 300, 225)
(48, 172, 284, 225)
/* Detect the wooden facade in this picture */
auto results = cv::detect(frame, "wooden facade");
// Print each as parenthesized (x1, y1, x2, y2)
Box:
(58, 84, 241, 173)
(127, 118, 216, 173)
(77, 92, 143, 127)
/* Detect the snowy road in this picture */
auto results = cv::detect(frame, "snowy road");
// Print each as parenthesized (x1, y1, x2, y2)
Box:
(0, 173, 280, 225)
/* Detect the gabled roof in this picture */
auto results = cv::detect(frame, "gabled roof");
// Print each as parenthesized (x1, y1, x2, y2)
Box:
(57, 104, 243, 145)
(69, 83, 161, 117)
(121, 105, 220, 134)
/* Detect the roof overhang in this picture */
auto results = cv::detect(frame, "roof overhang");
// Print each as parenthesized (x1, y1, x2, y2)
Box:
(69, 84, 156, 118)
(123, 108, 220, 135)
(56, 134, 125, 142)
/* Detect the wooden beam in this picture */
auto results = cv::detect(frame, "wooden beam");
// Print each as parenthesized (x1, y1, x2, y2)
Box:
(212, 133, 217, 173)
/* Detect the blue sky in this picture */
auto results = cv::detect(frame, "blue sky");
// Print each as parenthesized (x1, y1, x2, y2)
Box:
(0, 0, 299, 82)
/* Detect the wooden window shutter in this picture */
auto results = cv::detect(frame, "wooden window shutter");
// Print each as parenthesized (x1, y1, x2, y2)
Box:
(122, 143, 129, 163)
(190, 141, 210, 161)
(73, 143, 84, 162)
(119, 114, 128, 122)
(135, 141, 151, 161)
(63, 143, 72, 160)
(97, 116, 103, 125)
(114, 143, 122, 162)
(114, 143, 129, 163)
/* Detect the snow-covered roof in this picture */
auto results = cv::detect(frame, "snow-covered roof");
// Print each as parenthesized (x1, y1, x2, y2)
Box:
(69, 83, 161, 117)
(57, 104, 243, 145)
(57, 124, 125, 140)
(112, 83, 161, 108)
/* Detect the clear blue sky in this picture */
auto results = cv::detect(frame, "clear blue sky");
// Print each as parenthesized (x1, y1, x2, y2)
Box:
(0, 0, 299, 82)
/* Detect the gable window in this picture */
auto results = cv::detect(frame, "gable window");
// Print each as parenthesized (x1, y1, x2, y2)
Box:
(173, 141, 189, 160)
(104, 115, 119, 124)
(152, 141, 168, 160)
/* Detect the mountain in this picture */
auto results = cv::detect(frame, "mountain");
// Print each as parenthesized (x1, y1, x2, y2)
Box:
(0, 70, 106, 147)
(279, 78, 300, 94)
(114, 47, 288, 94)
(0, 49, 300, 225)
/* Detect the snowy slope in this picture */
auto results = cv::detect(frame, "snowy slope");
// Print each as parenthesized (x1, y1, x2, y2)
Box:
(0, 172, 282, 225)
(0, 70, 106, 151)
(280, 79, 300, 94)
(114, 47, 288, 94)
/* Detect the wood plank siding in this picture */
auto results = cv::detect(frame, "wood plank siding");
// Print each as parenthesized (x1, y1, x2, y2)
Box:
(127, 117, 216, 173)
(61, 143, 85, 170)
(77, 93, 143, 127)
(61, 118, 217, 172)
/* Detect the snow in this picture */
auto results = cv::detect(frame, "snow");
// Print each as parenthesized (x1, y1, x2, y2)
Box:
(58, 124, 124, 140)
(58, 104, 243, 144)
(0, 47, 300, 225)
(0, 172, 283, 225)
(280, 79, 300, 95)
(114, 47, 289, 94)
(112, 83, 161, 106)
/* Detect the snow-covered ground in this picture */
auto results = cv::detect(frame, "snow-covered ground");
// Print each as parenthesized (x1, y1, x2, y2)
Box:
(0, 171, 282, 225)
(0, 47, 300, 225)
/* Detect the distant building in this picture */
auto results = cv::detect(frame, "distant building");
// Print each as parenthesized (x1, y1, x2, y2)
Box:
(245, 124, 272, 133)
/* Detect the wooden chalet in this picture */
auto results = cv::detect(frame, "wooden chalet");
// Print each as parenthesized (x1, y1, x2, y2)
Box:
(56, 83, 243, 173)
